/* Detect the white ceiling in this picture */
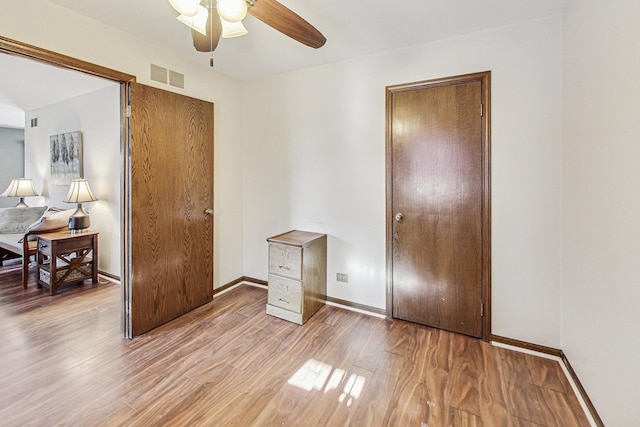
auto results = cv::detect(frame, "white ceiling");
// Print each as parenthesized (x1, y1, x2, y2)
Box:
(46, 0, 567, 80)
(0, 54, 116, 128)
(1, 0, 567, 127)
(0, 54, 115, 111)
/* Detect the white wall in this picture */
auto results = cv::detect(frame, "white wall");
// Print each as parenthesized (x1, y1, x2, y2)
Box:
(0, 0, 245, 288)
(0, 106, 25, 129)
(0, 127, 25, 208)
(24, 85, 121, 276)
(243, 17, 564, 346)
(563, 0, 640, 425)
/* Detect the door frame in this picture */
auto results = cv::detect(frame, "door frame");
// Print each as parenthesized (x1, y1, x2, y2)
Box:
(385, 71, 492, 341)
(0, 36, 135, 337)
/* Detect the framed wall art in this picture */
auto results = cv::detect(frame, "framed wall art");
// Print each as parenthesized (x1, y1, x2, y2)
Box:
(50, 131, 83, 185)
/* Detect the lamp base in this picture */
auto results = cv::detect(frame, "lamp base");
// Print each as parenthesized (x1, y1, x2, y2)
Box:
(68, 214, 90, 231)
(15, 198, 29, 208)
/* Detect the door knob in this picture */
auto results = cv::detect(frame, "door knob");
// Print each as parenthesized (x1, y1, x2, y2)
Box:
(204, 208, 214, 216)
(395, 213, 404, 222)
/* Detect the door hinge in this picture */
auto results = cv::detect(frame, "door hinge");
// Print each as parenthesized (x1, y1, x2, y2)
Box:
(480, 303, 484, 317)
(126, 105, 132, 118)
(480, 103, 484, 117)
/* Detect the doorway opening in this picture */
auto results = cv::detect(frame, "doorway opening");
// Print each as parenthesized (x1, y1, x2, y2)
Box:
(0, 36, 134, 336)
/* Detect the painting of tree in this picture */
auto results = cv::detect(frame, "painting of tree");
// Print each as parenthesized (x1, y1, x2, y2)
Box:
(50, 131, 83, 185)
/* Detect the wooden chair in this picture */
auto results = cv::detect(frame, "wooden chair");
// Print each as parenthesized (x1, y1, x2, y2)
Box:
(0, 208, 71, 289)
(21, 228, 69, 289)
(22, 234, 39, 289)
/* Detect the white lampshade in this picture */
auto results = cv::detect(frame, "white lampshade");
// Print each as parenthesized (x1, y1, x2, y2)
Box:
(217, 0, 247, 23)
(2, 178, 39, 207)
(63, 179, 98, 204)
(1, 178, 38, 198)
(168, 0, 200, 17)
(221, 18, 248, 38)
(177, 4, 209, 36)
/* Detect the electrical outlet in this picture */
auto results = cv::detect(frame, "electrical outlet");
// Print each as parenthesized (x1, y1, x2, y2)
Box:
(336, 273, 348, 283)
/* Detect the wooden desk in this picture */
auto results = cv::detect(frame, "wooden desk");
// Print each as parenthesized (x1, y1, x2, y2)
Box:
(36, 230, 98, 295)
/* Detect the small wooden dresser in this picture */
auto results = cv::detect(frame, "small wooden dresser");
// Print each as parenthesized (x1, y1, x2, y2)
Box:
(266, 230, 327, 325)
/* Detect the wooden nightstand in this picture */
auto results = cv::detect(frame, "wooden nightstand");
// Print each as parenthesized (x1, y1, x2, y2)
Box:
(36, 230, 99, 295)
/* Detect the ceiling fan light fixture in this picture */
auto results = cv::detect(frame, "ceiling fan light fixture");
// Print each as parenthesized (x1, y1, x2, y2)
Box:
(177, 5, 209, 36)
(168, 0, 200, 17)
(217, 0, 248, 23)
(221, 18, 248, 38)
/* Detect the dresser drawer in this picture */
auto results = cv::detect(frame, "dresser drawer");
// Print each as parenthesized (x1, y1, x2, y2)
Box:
(40, 235, 94, 255)
(37, 238, 52, 256)
(268, 244, 302, 280)
(268, 274, 302, 313)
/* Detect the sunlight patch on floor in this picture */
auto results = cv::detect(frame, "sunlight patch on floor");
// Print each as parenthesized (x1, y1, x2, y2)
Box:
(288, 359, 366, 407)
(338, 372, 365, 406)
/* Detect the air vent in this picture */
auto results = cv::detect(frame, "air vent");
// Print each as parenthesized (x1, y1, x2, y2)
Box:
(169, 70, 185, 89)
(150, 63, 185, 89)
(30, 118, 38, 128)
(150, 63, 168, 84)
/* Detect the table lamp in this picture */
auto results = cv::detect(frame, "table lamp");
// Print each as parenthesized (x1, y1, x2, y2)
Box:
(63, 178, 98, 232)
(1, 178, 39, 207)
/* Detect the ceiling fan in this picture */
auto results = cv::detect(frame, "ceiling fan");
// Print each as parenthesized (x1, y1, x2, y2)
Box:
(168, 0, 326, 66)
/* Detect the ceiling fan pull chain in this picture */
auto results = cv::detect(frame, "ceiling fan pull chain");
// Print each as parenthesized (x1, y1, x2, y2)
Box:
(209, 0, 215, 67)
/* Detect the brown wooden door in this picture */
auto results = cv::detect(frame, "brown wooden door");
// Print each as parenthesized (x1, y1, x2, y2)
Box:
(386, 72, 490, 339)
(124, 82, 214, 338)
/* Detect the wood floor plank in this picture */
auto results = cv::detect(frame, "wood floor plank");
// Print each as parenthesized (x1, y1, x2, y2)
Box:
(450, 407, 485, 427)
(352, 315, 394, 372)
(478, 340, 513, 425)
(120, 376, 203, 425)
(378, 326, 434, 426)
(350, 349, 409, 426)
(525, 353, 569, 393)
(501, 346, 535, 386)
(384, 317, 420, 356)
(506, 381, 551, 426)
(421, 328, 454, 425)
(190, 321, 338, 425)
(245, 319, 346, 425)
(279, 310, 381, 426)
(448, 332, 483, 417)
(539, 387, 592, 427)
(290, 365, 374, 427)
(0, 268, 592, 427)
(511, 416, 547, 427)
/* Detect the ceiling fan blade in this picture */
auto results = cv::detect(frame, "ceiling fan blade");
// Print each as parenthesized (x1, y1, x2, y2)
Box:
(193, 8, 223, 52)
(248, 0, 326, 49)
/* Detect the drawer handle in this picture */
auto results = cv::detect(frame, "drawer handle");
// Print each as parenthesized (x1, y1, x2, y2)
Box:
(39, 244, 48, 249)
(278, 298, 290, 304)
(278, 265, 291, 271)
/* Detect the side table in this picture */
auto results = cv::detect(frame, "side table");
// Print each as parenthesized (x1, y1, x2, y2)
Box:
(36, 230, 99, 295)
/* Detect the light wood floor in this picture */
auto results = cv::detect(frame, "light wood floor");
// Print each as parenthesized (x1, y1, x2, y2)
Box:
(0, 262, 590, 426)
